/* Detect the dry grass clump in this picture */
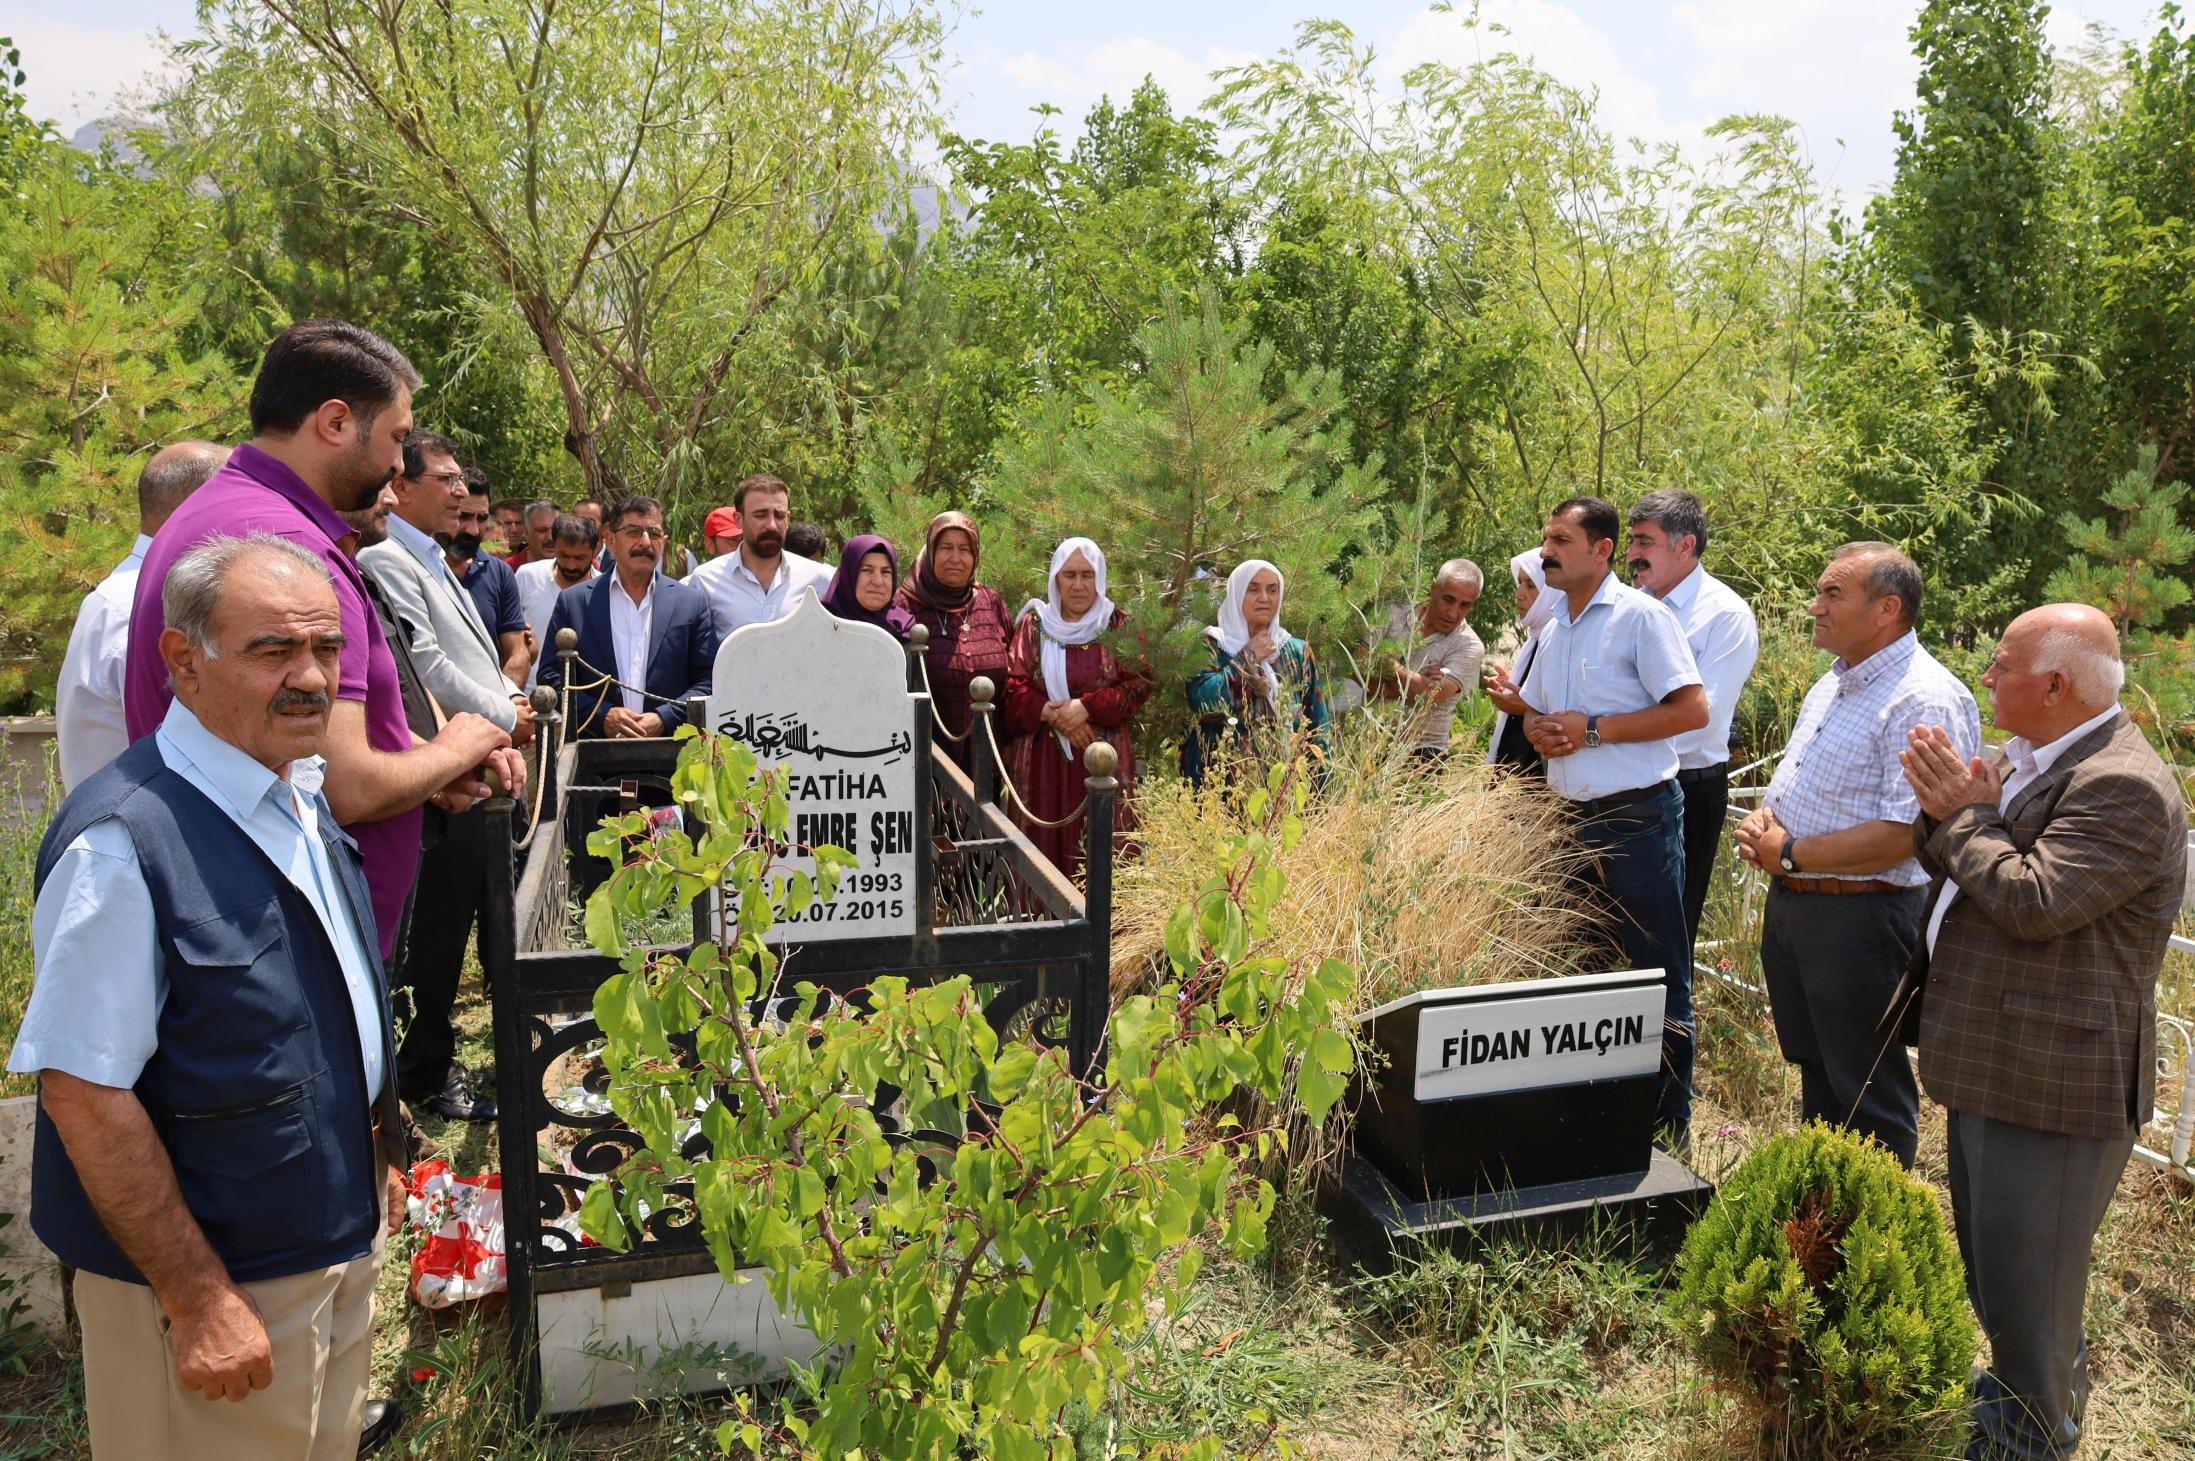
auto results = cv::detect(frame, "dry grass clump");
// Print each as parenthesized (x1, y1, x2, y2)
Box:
(1114, 732, 1591, 1010)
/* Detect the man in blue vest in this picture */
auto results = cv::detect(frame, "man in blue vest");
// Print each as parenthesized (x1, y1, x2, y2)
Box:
(11, 534, 409, 1459)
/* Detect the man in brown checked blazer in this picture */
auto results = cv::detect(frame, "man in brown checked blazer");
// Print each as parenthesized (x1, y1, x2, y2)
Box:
(1892, 603, 2185, 1461)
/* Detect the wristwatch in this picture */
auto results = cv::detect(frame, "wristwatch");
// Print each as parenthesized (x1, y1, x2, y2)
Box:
(1778, 838, 1802, 875)
(1582, 714, 1601, 749)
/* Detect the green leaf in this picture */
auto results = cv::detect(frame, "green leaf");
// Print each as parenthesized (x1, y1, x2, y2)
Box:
(1310, 1027, 1354, 1075)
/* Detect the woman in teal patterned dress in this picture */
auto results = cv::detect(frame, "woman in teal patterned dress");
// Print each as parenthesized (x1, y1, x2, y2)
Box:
(1183, 558, 1330, 787)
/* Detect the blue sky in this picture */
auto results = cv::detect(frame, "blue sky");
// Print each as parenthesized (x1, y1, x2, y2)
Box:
(11, 0, 2173, 203)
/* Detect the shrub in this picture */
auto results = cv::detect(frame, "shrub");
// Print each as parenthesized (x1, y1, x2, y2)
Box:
(1670, 1123, 1976, 1457)
(579, 729, 1356, 1459)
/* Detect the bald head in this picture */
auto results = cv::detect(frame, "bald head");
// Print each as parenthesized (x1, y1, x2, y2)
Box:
(1987, 602, 2124, 742)
(139, 441, 229, 534)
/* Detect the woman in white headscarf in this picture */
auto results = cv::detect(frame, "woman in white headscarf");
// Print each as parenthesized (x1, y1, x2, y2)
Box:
(1486, 547, 1555, 774)
(1183, 558, 1331, 787)
(1002, 537, 1153, 882)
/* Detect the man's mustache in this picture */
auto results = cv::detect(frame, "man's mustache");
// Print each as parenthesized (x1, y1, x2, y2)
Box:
(272, 688, 330, 716)
(1628, 559, 1650, 575)
(1541, 557, 1561, 573)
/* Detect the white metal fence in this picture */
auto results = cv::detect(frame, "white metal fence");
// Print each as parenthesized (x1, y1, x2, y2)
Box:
(1701, 754, 2195, 1180)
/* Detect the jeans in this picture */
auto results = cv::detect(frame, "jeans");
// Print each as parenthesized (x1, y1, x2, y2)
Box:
(1569, 780, 1693, 1140)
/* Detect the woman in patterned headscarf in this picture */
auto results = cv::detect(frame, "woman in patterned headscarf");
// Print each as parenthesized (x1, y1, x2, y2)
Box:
(896, 511, 1013, 774)
(1001, 537, 1152, 883)
(1183, 558, 1329, 787)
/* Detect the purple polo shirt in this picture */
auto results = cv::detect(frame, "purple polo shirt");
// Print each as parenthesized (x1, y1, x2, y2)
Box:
(124, 443, 422, 959)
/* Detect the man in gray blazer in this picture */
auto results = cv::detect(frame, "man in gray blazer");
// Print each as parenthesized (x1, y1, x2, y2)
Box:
(356, 430, 534, 1121)
(1893, 603, 2185, 1460)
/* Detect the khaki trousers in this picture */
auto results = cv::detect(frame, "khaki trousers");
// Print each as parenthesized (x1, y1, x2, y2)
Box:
(76, 1224, 384, 1461)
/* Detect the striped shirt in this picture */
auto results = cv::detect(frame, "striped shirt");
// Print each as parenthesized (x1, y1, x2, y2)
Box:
(1763, 631, 1981, 886)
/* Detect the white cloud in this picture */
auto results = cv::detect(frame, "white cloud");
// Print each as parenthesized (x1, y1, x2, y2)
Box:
(992, 36, 1262, 117)
(9, 14, 179, 133)
(1388, 0, 1704, 159)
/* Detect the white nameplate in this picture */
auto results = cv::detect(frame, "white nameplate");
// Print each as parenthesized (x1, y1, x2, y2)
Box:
(705, 592, 917, 942)
(1413, 985, 1663, 1101)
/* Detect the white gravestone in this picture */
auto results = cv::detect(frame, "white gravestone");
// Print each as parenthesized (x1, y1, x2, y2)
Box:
(704, 592, 918, 942)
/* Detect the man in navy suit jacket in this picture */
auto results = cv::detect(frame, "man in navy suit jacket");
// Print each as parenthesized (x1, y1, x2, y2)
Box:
(536, 495, 717, 737)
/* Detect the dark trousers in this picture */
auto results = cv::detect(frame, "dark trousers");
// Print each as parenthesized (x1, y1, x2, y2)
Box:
(394, 806, 486, 1097)
(1948, 1110, 2133, 1460)
(1569, 781, 1694, 1139)
(1759, 883, 1925, 1166)
(1675, 763, 1728, 946)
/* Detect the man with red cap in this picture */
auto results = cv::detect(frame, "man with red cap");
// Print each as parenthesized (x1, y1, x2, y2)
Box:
(701, 507, 740, 559)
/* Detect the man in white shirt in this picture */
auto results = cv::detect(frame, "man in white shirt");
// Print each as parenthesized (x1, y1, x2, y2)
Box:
(1626, 489, 1760, 945)
(1487, 496, 1708, 1142)
(1734, 543, 1980, 1167)
(53, 441, 228, 791)
(687, 473, 832, 642)
(514, 514, 602, 691)
(535, 497, 717, 739)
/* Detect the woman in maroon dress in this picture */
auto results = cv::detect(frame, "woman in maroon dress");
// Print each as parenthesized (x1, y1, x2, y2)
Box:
(1002, 536, 1152, 883)
(895, 511, 1014, 775)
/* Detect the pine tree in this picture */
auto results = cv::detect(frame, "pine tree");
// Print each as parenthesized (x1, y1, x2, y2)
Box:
(0, 150, 247, 710)
(2041, 445, 2194, 634)
(971, 287, 1387, 691)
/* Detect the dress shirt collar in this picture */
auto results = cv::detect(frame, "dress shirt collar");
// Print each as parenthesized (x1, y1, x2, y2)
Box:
(383, 510, 451, 580)
(155, 698, 292, 821)
(1659, 563, 1705, 614)
(122, 533, 155, 568)
(1832, 629, 1918, 690)
(2006, 704, 2121, 782)
(732, 551, 781, 590)
(1551, 568, 1620, 627)
(611, 570, 659, 608)
(224, 443, 355, 550)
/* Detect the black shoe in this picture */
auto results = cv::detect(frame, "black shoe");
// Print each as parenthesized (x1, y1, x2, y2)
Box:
(358, 1396, 404, 1456)
(417, 1067, 496, 1123)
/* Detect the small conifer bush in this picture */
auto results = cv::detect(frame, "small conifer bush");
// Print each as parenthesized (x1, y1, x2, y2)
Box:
(1670, 1124, 1977, 1456)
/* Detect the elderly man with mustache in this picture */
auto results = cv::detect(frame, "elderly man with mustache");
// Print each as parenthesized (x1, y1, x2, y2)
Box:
(13, 535, 412, 1459)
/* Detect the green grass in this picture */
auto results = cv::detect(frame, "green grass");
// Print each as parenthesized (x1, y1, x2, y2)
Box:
(2, 767, 2191, 1458)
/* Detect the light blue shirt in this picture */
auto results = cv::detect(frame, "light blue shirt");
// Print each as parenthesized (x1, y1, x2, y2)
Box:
(9, 700, 388, 1095)
(385, 510, 473, 612)
(1519, 569, 1703, 802)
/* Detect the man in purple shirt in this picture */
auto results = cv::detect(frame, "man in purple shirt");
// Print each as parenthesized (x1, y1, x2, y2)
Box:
(124, 319, 524, 960)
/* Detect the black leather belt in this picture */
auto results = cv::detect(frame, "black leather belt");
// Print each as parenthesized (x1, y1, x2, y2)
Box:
(1569, 780, 1674, 819)
(1676, 765, 1727, 785)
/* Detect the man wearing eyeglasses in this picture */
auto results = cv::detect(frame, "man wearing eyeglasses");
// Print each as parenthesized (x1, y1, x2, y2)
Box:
(358, 430, 537, 1121)
(443, 467, 533, 689)
(536, 495, 718, 739)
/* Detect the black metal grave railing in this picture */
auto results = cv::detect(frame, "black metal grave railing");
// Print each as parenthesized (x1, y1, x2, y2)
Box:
(481, 657, 1116, 1418)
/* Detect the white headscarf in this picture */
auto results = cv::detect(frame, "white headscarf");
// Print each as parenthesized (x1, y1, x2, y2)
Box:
(1489, 547, 1556, 766)
(1510, 547, 1556, 641)
(1204, 559, 1289, 710)
(1023, 537, 1116, 757)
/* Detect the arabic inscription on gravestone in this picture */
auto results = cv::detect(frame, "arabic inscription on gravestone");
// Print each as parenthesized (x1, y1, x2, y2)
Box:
(705, 592, 917, 942)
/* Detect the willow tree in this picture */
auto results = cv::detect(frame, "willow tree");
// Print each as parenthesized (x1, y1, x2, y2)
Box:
(1210, 18, 1871, 608)
(172, 0, 944, 498)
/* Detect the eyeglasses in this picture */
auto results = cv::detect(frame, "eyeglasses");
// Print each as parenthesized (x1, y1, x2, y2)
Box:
(419, 470, 467, 488)
(616, 525, 668, 542)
